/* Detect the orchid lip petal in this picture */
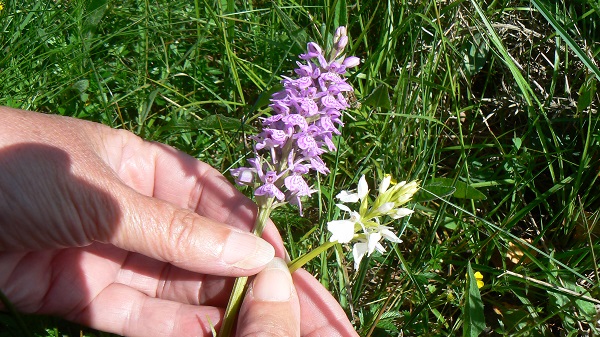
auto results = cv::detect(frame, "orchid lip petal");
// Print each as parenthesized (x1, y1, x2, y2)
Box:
(327, 220, 356, 243)
(337, 190, 360, 203)
(352, 242, 368, 270)
(367, 232, 382, 255)
(335, 203, 353, 213)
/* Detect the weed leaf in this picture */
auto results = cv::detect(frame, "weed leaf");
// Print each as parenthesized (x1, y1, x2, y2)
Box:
(416, 178, 486, 202)
(200, 114, 244, 131)
(463, 263, 485, 337)
(363, 85, 391, 110)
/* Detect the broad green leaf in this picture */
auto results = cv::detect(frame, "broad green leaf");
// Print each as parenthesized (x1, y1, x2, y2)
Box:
(138, 89, 159, 130)
(450, 180, 487, 200)
(252, 84, 284, 110)
(462, 33, 489, 77)
(363, 85, 391, 110)
(415, 178, 486, 202)
(333, 0, 348, 29)
(577, 76, 596, 113)
(272, 4, 308, 50)
(84, 0, 108, 36)
(199, 114, 245, 131)
(512, 137, 522, 150)
(463, 263, 485, 337)
(71, 79, 89, 94)
(414, 181, 456, 203)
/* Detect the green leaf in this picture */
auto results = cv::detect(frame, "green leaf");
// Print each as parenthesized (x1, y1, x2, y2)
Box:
(462, 33, 489, 77)
(463, 263, 485, 337)
(512, 137, 522, 150)
(577, 76, 596, 113)
(71, 79, 89, 94)
(451, 181, 487, 200)
(252, 84, 283, 110)
(414, 182, 455, 203)
(138, 89, 159, 129)
(84, 0, 108, 36)
(272, 4, 308, 50)
(363, 85, 391, 110)
(199, 114, 245, 131)
(333, 0, 348, 29)
(415, 178, 487, 202)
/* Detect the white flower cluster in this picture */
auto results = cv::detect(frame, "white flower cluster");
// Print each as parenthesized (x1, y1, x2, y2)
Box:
(327, 175, 419, 270)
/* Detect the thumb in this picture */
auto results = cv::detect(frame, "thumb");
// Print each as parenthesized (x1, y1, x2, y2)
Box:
(236, 257, 300, 337)
(105, 188, 275, 276)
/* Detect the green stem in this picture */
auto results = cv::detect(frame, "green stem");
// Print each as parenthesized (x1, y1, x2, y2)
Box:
(217, 200, 274, 337)
(288, 241, 338, 273)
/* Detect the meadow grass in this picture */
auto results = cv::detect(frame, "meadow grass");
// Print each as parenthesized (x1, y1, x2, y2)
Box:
(1, 0, 599, 336)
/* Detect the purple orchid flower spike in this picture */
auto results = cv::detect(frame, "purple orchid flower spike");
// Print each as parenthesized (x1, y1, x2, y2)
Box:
(229, 26, 359, 215)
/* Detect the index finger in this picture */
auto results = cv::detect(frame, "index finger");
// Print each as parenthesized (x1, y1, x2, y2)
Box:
(97, 127, 285, 255)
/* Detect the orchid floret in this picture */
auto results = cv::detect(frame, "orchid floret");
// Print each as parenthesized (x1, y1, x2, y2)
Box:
(327, 174, 420, 270)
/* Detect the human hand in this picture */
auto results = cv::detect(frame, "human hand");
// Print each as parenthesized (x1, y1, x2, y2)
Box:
(236, 257, 300, 336)
(0, 107, 357, 336)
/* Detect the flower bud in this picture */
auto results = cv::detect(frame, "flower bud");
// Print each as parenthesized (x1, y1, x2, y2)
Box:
(299, 42, 323, 60)
(335, 35, 348, 51)
(342, 56, 361, 68)
(334, 26, 347, 43)
(231, 167, 255, 185)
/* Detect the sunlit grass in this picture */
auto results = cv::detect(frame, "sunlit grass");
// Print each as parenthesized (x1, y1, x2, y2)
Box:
(1, 0, 599, 336)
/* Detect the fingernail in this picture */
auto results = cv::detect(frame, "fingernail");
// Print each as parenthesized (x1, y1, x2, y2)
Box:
(252, 258, 292, 302)
(283, 249, 292, 263)
(223, 231, 274, 269)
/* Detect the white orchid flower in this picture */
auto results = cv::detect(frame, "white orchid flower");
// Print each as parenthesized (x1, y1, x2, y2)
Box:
(389, 207, 414, 219)
(336, 175, 369, 203)
(327, 205, 362, 243)
(352, 232, 386, 270)
(328, 174, 420, 271)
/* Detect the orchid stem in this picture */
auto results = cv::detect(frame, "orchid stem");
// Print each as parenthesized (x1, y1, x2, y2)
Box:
(217, 200, 273, 337)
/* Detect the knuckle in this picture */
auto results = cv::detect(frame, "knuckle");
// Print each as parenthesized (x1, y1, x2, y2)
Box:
(164, 208, 198, 263)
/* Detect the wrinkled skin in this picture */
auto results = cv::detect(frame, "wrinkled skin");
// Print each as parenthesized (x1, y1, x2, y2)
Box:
(0, 107, 358, 337)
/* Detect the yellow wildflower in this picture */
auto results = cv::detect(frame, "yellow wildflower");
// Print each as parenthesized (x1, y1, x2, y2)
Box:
(0, 2, 4, 11)
(474, 271, 484, 289)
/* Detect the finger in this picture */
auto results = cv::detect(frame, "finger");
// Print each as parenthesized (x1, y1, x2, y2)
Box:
(293, 268, 359, 337)
(236, 258, 300, 337)
(70, 282, 222, 337)
(104, 190, 274, 276)
(99, 129, 285, 256)
(111, 245, 234, 307)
